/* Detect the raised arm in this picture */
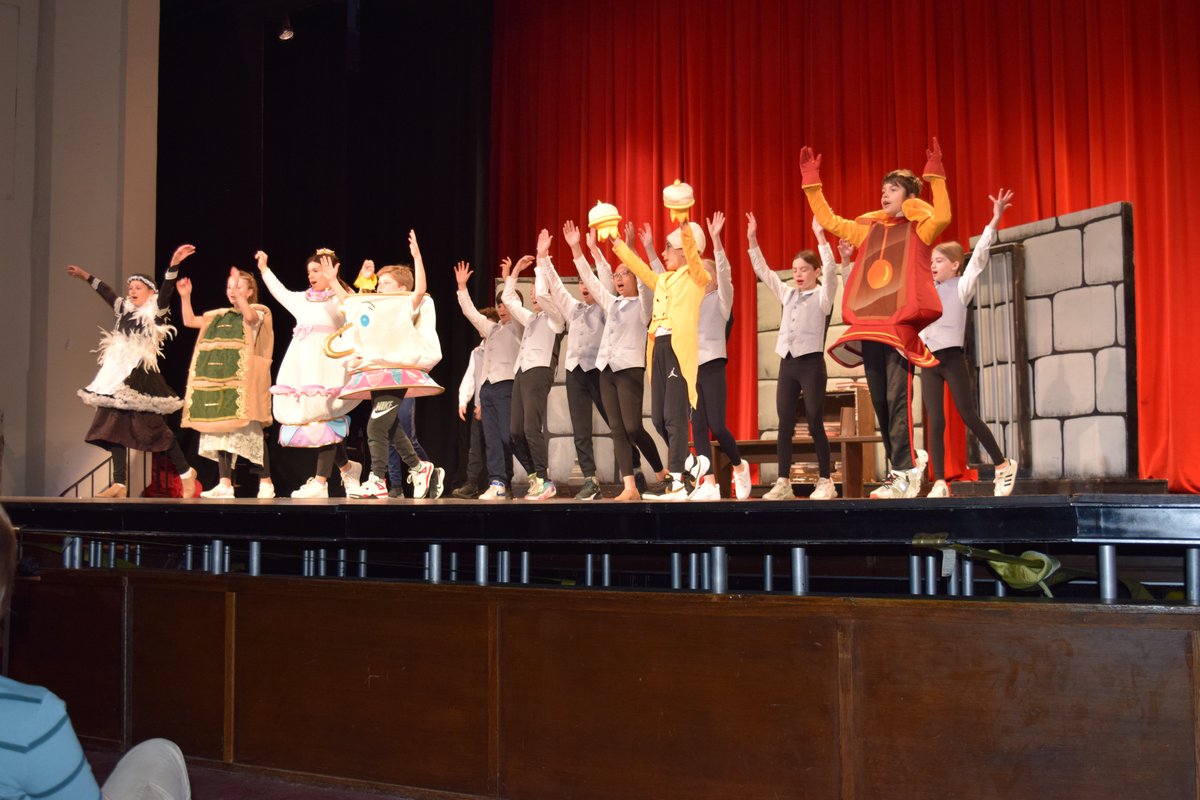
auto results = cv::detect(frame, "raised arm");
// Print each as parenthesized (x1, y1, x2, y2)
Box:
(679, 221, 711, 289)
(175, 277, 203, 329)
(799, 146, 869, 246)
(533, 229, 566, 329)
(638, 223, 666, 274)
(745, 213, 787, 303)
(611, 238, 658, 289)
(226, 266, 262, 328)
(409, 229, 427, 310)
(454, 261, 497, 337)
(958, 188, 1011, 304)
(708, 212, 733, 318)
(915, 138, 952, 245)
(813, 218, 839, 315)
(572, 246, 615, 315)
(155, 243, 195, 310)
(257, 250, 310, 320)
(67, 264, 122, 309)
(501, 255, 536, 327)
(319, 254, 350, 301)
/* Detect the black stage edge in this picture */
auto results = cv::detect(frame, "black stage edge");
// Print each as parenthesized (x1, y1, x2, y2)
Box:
(3, 494, 1199, 547)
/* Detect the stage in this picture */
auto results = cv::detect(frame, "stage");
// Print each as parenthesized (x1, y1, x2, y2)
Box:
(3, 489, 1198, 600)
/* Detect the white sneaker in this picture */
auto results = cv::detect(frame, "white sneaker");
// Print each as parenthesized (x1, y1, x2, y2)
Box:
(903, 466, 923, 498)
(200, 483, 235, 499)
(478, 481, 508, 500)
(349, 473, 388, 499)
(645, 476, 689, 502)
(257, 482, 276, 499)
(915, 448, 928, 473)
(179, 468, 198, 499)
(870, 470, 910, 499)
(762, 477, 795, 501)
(430, 467, 445, 499)
(407, 461, 435, 499)
(685, 453, 710, 483)
(810, 477, 838, 500)
(731, 461, 752, 500)
(291, 478, 329, 499)
(993, 457, 1018, 497)
(689, 481, 721, 501)
(927, 479, 950, 498)
(340, 460, 363, 496)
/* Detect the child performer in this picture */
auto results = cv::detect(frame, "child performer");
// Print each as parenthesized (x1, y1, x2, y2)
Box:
(455, 261, 524, 500)
(536, 228, 609, 500)
(689, 211, 750, 500)
(177, 266, 276, 498)
(610, 181, 712, 501)
(921, 189, 1019, 497)
(451, 314, 498, 499)
(566, 219, 666, 501)
(336, 231, 439, 499)
(747, 214, 840, 501)
(503, 238, 567, 500)
(799, 140, 950, 499)
(67, 246, 199, 499)
(355, 259, 444, 498)
(258, 248, 362, 498)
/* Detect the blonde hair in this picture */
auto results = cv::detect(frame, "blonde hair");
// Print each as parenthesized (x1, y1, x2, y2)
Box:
(377, 265, 414, 291)
(233, 269, 259, 303)
(934, 241, 965, 274)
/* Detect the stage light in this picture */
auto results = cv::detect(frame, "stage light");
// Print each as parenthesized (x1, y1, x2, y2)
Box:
(279, 15, 294, 41)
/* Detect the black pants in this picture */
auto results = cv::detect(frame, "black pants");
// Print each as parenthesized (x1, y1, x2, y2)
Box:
(776, 353, 831, 478)
(920, 346, 1005, 479)
(566, 367, 604, 478)
(464, 409, 488, 488)
(216, 433, 273, 481)
(480, 380, 514, 484)
(693, 359, 741, 467)
(365, 390, 420, 478)
(313, 442, 351, 478)
(511, 366, 553, 477)
(650, 335, 690, 473)
(106, 440, 189, 484)
(600, 367, 663, 479)
(861, 340, 916, 471)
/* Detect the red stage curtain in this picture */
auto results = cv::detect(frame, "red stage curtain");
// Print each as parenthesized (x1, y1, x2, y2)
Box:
(490, 0, 1200, 491)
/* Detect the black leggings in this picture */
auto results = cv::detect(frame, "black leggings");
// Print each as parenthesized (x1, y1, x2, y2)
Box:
(649, 336, 690, 473)
(216, 432, 273, 480)
(313, 442, 351, 478)
(776, 353, 831, 478)
(600, 367, 663, 479)
(920, 346, 1005, 479)
(692, 359, 740, 467)
(106, 441, 189, 485)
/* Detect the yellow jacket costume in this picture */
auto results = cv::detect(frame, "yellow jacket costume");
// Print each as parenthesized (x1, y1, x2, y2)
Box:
(613, 222, 711, 408)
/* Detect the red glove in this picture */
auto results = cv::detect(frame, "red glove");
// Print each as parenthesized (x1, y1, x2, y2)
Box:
(799, 146, 823, 186)
(923, 137, 946, 178)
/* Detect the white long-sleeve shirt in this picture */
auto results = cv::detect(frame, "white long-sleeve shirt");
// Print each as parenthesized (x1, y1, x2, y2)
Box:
(697, 245, 735, 364)
(575, 254, 653, 372)
(921, 225, 998, 352)
(457, 344, 485, 407)
(750, 242, 839, 358)
(538, 257, 606, 372)
(457, 288, 523, 384)
(502, 270, 566, 372)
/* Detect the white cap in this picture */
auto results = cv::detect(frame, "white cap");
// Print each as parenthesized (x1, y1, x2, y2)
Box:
(666, 222, 706, 255)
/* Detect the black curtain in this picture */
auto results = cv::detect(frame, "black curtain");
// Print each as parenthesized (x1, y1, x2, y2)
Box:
(157, 0, 493, 493)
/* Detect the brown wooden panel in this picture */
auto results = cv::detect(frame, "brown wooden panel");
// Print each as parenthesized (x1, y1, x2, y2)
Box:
(499, 596, 841, 800)
(130, 580, 230, 759)
(850, 611, 1198, 799)
(6, 572, 125, 744)
(232, 581, 492, 795)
